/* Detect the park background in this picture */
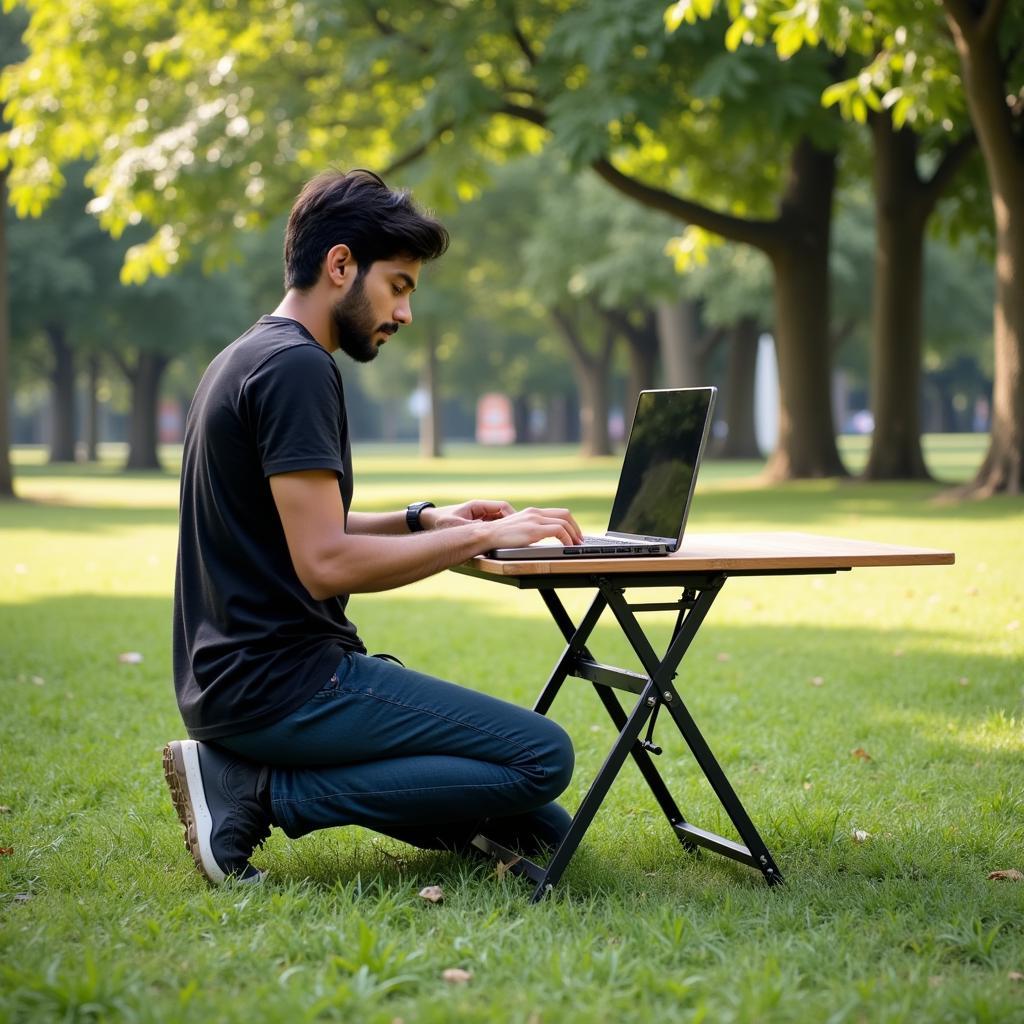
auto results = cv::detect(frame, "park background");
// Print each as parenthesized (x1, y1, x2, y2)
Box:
(1, 2, 1023, 1022)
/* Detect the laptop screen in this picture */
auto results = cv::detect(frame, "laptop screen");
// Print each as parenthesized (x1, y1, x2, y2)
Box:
(606, 388, 716, 541)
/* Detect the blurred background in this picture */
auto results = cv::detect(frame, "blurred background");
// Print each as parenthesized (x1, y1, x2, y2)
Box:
(0, 0, 1019, 491)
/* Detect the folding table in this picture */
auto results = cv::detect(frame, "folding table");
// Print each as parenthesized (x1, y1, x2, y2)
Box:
(454, 532, 954, 902)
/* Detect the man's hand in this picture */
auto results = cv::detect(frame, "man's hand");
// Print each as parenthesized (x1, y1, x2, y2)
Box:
(423, 500, 583, 549)
(421, 499, 514, 530)
(478, 506, 584, 549)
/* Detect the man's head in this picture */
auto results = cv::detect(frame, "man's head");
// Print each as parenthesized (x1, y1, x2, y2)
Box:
(283, 169, 449, 361)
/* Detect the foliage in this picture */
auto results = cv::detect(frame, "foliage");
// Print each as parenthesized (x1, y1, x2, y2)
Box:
(1, 0, 849, 278)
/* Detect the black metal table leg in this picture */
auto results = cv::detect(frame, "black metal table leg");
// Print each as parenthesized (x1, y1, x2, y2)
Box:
(529, 681, 659, 902)
(604, 584, 784, 886)
(472, 571, 785, 896)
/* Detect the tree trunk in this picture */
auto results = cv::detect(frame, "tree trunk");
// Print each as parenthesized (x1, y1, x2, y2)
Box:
(595, 137, 846, 478)
(945, 2, 1024, 495)
(0, 168, 14, 499)
(46, 323, 77, 463)
(656, 298, 701, 388)
(84, 352, 100, 461)
(716, 317, 762, 459)
(574, 356, 611, 457)
(418, 331, 442, 458)
(550, 307, 613, 457)
(512, 394, 532, 443)
(765, 140, 846, 480)
(622, 310, 658, 423)
(864, 119, 932, 480)
(123, 351, 169, 470)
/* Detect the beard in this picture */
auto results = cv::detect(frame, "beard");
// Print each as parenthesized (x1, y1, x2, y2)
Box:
(331, 273, 395, 363)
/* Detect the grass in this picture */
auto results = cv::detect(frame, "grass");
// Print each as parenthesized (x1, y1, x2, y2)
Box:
(2, 436, 1023, 1023)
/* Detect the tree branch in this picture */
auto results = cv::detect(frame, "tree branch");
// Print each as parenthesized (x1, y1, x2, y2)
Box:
(509, 6, 538, 68)
(496, 101, 548, 128)
(550, 306, 591, 367)
(363, 1, 396, 36)
(382, 121, 456, 176)
(590, 157, 782, 255)
(921, 130, 976, 213)
(941, 0, 978, 40)
(978, 0, 1008, 42)
(111, 351, 133, 380)
(361, 2, 432, 54)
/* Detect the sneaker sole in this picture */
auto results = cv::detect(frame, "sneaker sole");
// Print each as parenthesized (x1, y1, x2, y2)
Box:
(163, 741, 266, 886)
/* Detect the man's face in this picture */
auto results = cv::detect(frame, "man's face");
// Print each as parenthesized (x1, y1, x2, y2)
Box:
(332, 256, 420, 363)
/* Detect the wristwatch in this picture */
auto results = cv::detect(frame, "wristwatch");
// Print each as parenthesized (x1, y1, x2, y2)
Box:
(405, 500, 435, 533)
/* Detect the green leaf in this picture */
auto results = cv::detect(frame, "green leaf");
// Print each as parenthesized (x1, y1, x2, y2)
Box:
(724, 17, 747, 52)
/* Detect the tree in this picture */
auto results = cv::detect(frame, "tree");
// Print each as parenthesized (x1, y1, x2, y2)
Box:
(717, 0, 984, 479)
(721, 0, 1021, 491)
(2, 0, 858, 478)
(103, 260, 254, 469)
(0, 4, 27, 497)
(940, 0, 1024, 494)
(8, 164, 125, 462)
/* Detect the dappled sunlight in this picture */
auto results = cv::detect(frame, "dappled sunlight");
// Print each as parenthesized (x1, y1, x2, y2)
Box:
(871, 705, 1023, 757)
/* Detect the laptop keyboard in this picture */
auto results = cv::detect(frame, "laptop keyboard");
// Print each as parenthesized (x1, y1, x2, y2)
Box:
(581, 534, 658, 545)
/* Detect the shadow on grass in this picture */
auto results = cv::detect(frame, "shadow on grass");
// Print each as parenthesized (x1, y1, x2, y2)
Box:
(0, 502, 178, 531)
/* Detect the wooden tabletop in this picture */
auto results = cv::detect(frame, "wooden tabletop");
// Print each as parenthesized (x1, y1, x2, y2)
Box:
(458, 532, 956, 578)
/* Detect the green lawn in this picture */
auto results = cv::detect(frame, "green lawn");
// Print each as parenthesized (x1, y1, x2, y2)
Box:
(2, 438, 1023, 1023)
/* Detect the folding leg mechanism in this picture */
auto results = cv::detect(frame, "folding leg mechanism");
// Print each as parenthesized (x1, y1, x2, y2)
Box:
(472, 572, 784, 902)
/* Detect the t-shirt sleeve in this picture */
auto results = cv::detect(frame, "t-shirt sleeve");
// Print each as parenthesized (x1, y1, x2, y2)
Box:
(242, 345, 347, 478)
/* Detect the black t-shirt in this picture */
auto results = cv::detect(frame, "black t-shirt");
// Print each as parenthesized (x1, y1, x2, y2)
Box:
(173, 315, 366, 740)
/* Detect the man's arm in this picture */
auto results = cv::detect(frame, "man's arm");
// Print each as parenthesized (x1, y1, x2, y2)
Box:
(347, 500, 515, 536)
(270, 470, 581, 599)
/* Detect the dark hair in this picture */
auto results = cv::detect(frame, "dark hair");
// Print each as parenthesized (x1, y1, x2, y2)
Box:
(283, 169, 450, 290)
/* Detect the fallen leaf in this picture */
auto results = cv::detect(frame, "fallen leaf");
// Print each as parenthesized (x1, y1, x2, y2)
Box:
(495, 856, 522, 881)
(987, 869, 1024, 882)
(418, 885, 444, 903)
(852, 829, 871, 843)
(118, 652, 144, 664)
(851, 747, 873, 762)
(441, 968, 472, 985)
(0, 847, 13, 856)
(1009, 972, 1023, 983)
(810, 676, 824, 687)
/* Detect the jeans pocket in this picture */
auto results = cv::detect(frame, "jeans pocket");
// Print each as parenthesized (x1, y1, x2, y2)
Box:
(311, 653, 354, 700)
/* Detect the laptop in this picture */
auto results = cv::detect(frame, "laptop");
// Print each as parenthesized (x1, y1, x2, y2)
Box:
(489, 386, 717, 559)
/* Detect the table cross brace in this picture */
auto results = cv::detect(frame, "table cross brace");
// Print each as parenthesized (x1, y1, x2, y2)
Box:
(471, 574, 783, 901)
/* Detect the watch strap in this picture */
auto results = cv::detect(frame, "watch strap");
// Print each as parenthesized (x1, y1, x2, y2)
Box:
(405, 501, 435, 533)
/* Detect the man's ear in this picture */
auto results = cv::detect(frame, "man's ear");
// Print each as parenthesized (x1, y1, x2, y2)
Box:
(325, 243, 355, 287)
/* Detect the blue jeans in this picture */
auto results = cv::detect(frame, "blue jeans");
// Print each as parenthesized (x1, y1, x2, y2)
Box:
(218, 653, 575, 853)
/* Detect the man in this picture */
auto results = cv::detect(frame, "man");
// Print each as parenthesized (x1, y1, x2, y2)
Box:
(164, 169, 582, 884)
